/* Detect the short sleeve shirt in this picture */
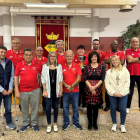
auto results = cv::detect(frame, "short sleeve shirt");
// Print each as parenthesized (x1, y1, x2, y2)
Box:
(105, 50, 125, 71)
(14, 60, 41, 92)
(125, 47, 140, 76)
(56, 50, 66, 66)
(6, 49, 24, 69)
(62, 62, 82, 93)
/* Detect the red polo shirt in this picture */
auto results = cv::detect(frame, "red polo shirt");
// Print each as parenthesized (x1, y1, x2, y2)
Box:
(56, 50, 66, 66)
(125, 47, 140, 76)
(73, 54, 86, 82)
(85, 49, 105, 65)
(6, 49, 24, 69)
(105, 49, 125, 71)
(62, 62, 82, 93)
(32, 57, 47, 70)
(14, 60, 41, 92)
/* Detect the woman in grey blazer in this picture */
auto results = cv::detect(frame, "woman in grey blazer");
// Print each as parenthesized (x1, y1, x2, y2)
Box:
(41, 51, 63, 133)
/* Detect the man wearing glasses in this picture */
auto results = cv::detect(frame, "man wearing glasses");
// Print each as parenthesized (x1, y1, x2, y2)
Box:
(85, 39, 105, 65)
(33, 47, 47, 112)
(6, 38, 24, 69)
(104, 40, 125, 111)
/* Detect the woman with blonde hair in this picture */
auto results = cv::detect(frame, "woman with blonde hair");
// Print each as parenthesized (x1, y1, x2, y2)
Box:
(105, 55, 130, 133)
(41, 51, 63, 133)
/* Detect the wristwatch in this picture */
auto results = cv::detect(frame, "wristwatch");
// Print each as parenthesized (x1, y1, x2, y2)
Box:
(71, 85, 74, 89)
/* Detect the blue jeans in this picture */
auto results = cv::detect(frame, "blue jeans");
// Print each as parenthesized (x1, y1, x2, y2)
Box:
(0, 93, 12, 124)
(63, 92, 79, 124)
(109, 95, 128, 125)
(45, 90, 59, 124)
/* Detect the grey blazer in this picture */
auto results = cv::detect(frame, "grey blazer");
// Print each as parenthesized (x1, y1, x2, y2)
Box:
(41, 64, 63, 98)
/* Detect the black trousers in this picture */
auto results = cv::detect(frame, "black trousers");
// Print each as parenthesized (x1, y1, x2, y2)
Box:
(105, 90, 110, 108)
(127, 76, 140, 108)
(87, 104, 99, 125)
(41, 87, 46, 109)
(79, 82, 86, 107)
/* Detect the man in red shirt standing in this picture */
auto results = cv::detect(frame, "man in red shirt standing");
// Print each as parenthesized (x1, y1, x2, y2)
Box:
(6, 38, 24, 69)
(73, 45, 87, 113)
(15, 49, 41, 132)
(62, 50, 82, 131)
(104, 40, 125, 111)
(55, 40, 66, 112)
(33, 47, 47, 112)
(85, 39, 105, 65)
(125, 37, 140, 113)
(6, 38, 24, 111)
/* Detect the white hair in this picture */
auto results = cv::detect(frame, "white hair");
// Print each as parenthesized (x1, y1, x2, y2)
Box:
(65, 50, 74, 58)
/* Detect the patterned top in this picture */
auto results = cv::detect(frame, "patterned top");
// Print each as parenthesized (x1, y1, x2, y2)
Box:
(84, 64, 105, 105)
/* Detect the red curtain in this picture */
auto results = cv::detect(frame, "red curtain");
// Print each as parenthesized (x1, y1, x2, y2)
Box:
(35, 17, 69, 57)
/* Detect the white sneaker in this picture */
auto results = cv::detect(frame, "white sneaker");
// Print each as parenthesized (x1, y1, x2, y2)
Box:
(120, 125, 126, 133)
(61, 109, 63, 113)
(54, 125, 58, 132)
(51, 109, 54, 114)
(82, 107, 87, 114)
(46, 126, 51, 133)
(126, 108, 129, 114)
(111, 124, 117, 132)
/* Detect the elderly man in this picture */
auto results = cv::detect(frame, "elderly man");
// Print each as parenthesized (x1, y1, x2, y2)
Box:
(6, 38, 24, 111)
(0, 46, 15, 129)
(126, 37, 140, 113)
(33, 46, 47, 112)
(55, 40, 66, 112)
(15, 49, 41, 132)
(73, 45, 87, 113)
(104, 40, 125, 111)
(62, 50, 82, 130)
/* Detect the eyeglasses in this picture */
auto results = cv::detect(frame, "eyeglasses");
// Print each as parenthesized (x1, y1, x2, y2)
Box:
(36, 50, 43, 52)
(111, 44, 118, 46)
(93, 44, 99, 45)
(12, 43, 20, 44)
(50, 56, 56, 58)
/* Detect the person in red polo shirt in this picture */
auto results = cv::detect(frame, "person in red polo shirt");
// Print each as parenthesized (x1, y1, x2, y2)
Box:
(6, 38, 24, 69)
(85, 39, 105, 65)
(126, 37, 140, 113)
(14, 49, 41, 132)
(55, 40, 66, 112)
(62, 50, 82, 131)
(33, 46, 47, 112)
(104, 40, 125, 111)
(6, 38, 24, 111)
(73, 45, 87, 113)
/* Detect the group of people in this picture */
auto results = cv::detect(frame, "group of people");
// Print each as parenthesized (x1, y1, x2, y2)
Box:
(0, 37, 140, 134)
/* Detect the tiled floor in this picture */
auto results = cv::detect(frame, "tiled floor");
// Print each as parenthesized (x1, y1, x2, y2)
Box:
(0, 88, 140, 140)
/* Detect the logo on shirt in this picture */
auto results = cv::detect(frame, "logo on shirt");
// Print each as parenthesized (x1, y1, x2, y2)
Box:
(72, 68, 75, 71)
(19, 55, 23, 58)
(9, 56, 13, 58)
(21, 68, 25, 70)
(132, 53, 134, 56)
(63, 69, 66, 72)
(32, 67, 37, 70)
(75, 59, 77, 61)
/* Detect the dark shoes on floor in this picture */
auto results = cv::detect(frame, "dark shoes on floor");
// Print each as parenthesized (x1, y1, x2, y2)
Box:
(104, 107, 110, 111)
(88, 124, 92, 131)
(93, 124, 98, 131)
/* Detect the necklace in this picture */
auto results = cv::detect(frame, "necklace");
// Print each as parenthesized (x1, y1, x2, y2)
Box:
(50, 69, 55, 83)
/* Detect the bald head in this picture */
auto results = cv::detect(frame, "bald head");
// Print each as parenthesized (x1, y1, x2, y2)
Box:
(110, 40, 118, 53)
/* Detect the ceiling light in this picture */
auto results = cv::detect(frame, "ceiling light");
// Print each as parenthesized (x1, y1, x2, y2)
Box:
(24, 3, 68, 8)
(119, 5, 132, 12)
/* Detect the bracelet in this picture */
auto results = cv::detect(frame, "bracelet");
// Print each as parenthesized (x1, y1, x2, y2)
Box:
(71, 85, 74, 89)
(60, 89, 63, 91)
(94, 85, 97, 89)
(43, 89, 47, 91)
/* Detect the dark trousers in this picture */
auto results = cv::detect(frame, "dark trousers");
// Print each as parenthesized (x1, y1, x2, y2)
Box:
(45, 90, 59, 124)
(87, 104, 99, 126)
(105, 90, 110, 108)
(79, 82, 86, 107)
(60, 96, 63, 109)
(127, 76, 140, 108)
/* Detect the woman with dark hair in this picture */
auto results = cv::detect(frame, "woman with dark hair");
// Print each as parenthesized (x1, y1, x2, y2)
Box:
(41, 51, 63, 133)
(84, 51, 105, 131)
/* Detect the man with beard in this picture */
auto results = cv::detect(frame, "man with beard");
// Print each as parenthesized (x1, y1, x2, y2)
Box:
(104, 40, 125, 111)
(62, 50, 82, 131)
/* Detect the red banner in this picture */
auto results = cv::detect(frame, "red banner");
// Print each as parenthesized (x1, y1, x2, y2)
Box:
(35, 18, 69, 57)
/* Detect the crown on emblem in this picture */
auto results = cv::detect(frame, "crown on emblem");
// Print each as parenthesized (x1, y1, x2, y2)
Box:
(46, 32, 59, 40)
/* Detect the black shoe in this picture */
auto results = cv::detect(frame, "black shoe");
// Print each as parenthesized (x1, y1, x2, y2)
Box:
(104, 107, 110, 111)
(93, 124, 98, 131)
(88, 124, 92, 131)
